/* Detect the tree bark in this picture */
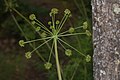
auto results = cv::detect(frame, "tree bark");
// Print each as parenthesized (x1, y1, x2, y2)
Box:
(92, 0, 120, 80)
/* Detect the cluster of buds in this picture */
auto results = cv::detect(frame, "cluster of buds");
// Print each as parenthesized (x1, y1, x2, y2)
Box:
(85, 55, 91, 62)
(18, 8, 92, 71)
(44, 62, 52, 70)
(65, 49, 72, 56)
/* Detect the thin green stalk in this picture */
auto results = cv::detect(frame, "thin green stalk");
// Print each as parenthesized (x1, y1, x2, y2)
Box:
(48, 39, 54, 62)
(75, 36, 82, 51)
(58, 38, 86, 57)
(84, 61, 87, 80)
(34, 22, 51, 34)
(80, 0, 91, 30)
(70, 62, 80, 80)
(37, 31, 53, 54)
(60, 65, 67, 80)
(74, 0, 91, 30)
(35, 19, 53, 35)
(12, 8, 53, 56)
(24, 36, 53, 44)
(58, 30, 68, 35)
(13, 8, 51, 36)
(57, 15, 69, 34)
(11, 13, 25, 36)
(51, 14, 55, 32)
(56, 15, 66, 30)
(4, 0, 8, 8)
(52, 15, 55, 27)
(31, 38, 52, 53)
(76, 1, 89, 79)
(13, 8, 32, 25)
(80, 0, 88, 19)
(74, 0, 84, 17)
(73, 1, 90, 79)
(54, 38, 62, 80)
(58, 32, 86, 37)
(72, 26, 83, 29)
(58, 40, 66, 50)
(11, 13, 46, 62)
(59, 26, 83, 35)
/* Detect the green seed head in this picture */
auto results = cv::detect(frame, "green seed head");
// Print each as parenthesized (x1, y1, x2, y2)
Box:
(19, 40, 25, 47)
(85, 30, 91, 36)
(51, 8, 59, 14)
(83, 21, 88, 29)
(29, 14, 36, 20)
(68, 27, 75, 33)
(65, 49, 72, 56)
(25, 52, 31, 59)
(64, 9, 71, 16)
(31, 21, 36, 25)
(85, 55, 91, 62)
(35, 27, 41, 32)
(56, 20, 60, 24)
(48, 21, 52, 25)
(44, 62, 52, 70)
(49, 12, 52, 17)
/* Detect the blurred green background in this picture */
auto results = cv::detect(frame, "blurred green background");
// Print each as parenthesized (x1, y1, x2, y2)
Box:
(0, 0, 92, 80)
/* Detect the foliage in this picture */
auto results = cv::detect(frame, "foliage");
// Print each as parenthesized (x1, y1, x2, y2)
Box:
(0, 0, 93, 80)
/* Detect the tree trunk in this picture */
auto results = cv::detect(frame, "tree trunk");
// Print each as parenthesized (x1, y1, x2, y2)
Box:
(92, 0, 120, 80)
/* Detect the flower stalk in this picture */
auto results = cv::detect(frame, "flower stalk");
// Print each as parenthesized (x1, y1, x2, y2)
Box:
(54, 37, 62, 80)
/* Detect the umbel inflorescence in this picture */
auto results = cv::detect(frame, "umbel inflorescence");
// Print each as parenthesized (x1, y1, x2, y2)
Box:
(19, 8, 91, 80)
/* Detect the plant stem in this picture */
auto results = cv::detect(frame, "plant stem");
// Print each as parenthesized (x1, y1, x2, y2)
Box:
(31, 39, 52, 53)
(12, 8, 53, 57)
(11, 13, 46, 62)
(48, 40, 54, 62)
(35, 19, 53, 35)
(54, 38, 62, 80)
(57, 15, 68, 34)
(58, 38, 86, 57)
(58, 32, 86, 37)
(59, 26, 83, 35)
(84, 61, 87, 80)
(24, 36, 53, 44)
(70, 62, 80, 80)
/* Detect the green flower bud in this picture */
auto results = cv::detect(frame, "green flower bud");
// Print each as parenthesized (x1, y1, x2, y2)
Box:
(83, 21, 88, 29)
(35, 27, 41, 32)
(85, 55, 91, 62)
(25, 52, 31, 59)
(50, 26, 55, 29)
(51, 8, 59, 14)
(44, 62, 52, 70)
(85, 30, 91, 36)
(31, 21, 36, 25)
(56, 20, 60, 24)
(41, 32, 47, 38)
(68, 27, 75, 33)
(19, 40, 25, 47)
(29, 14, 36, 20)
(48, 21, 52, 25)
(49, 12, 52, 17)
(64, 9, 71, 15)
(65, 49, 72, 56)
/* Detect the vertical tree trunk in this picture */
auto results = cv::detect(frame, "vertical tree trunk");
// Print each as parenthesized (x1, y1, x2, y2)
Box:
(92, 0, 120, 80)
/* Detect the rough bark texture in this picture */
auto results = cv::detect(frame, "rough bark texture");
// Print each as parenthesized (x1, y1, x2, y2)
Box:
(92, 0, 120, 80)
